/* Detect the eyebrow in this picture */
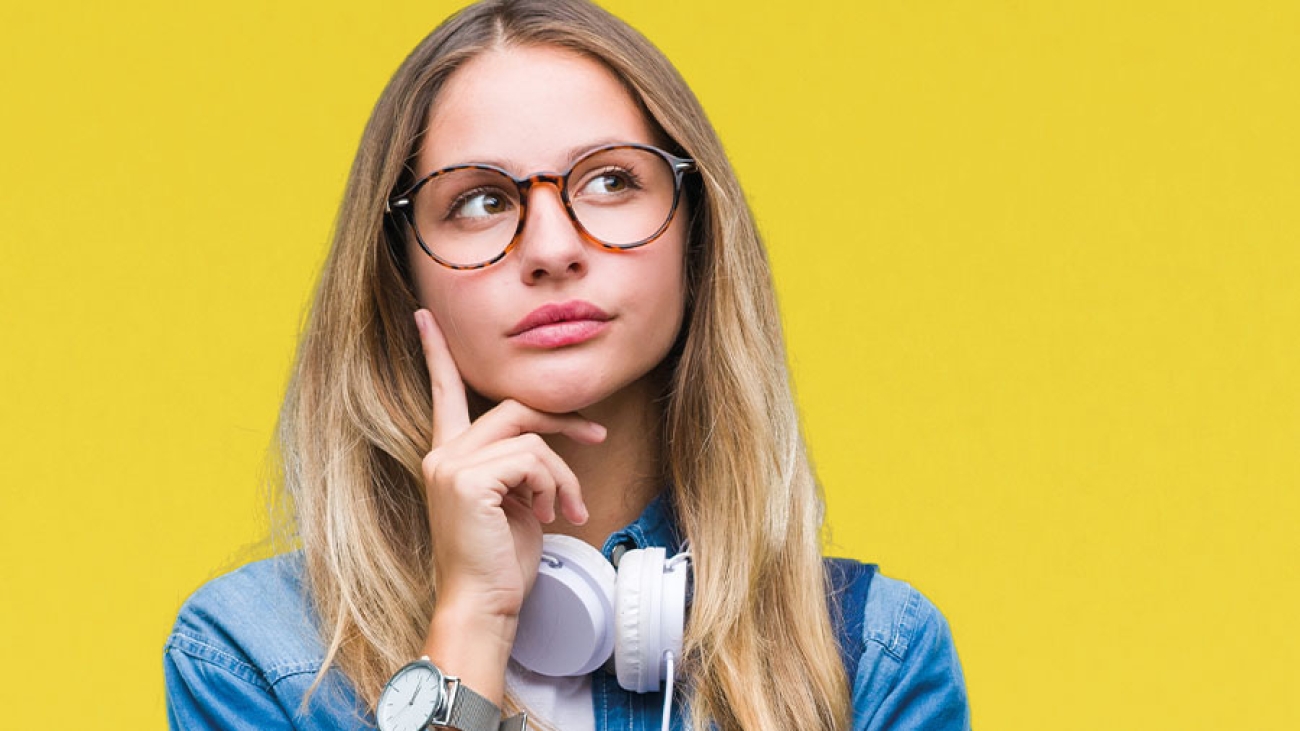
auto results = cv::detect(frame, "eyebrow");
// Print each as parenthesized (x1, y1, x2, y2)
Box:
(435, 137, 641, 175)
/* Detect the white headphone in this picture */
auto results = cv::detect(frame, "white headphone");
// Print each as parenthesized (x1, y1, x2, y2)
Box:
(510, 534, 691, 693)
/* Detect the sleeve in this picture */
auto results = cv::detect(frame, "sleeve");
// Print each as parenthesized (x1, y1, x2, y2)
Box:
(851, 577, 971, 731)
(164, 631, 299, 731)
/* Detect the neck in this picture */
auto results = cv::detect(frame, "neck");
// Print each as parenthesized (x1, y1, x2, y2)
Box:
(544, 374, 665, 548)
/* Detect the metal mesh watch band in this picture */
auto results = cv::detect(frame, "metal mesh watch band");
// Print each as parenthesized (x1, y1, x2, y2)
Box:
(499, 712, 529, 731)
(440, 681, 528, 731)
(441, 681, 497, 731)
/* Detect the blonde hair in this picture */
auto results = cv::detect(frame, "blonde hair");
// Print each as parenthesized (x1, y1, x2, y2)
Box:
(275, 1, 850, 728)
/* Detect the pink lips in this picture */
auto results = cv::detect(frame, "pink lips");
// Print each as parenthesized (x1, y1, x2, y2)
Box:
(508, 300, 612, 348)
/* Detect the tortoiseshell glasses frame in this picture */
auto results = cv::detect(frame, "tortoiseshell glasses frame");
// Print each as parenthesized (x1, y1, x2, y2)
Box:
(386, 143, 696, 271)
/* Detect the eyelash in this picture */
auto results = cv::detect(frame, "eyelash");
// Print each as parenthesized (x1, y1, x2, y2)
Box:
(586, 165, 645, 190)
(443, 185, 513, 220)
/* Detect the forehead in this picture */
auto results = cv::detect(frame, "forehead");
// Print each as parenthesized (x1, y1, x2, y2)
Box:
(421, 45, 656, 174)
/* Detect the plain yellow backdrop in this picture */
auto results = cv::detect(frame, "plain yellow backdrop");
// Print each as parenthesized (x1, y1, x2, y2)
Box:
(1, 1, 1296, 729)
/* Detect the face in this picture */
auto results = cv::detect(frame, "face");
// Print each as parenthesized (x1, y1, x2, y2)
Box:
(408, 45, 689, 415)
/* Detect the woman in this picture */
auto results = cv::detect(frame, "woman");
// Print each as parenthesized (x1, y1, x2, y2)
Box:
(164, 1, 970, 729)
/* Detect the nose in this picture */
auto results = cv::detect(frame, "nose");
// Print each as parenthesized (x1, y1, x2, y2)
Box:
(515, 181, 588, 284)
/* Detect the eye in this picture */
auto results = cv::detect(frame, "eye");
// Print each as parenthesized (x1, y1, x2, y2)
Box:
(577, 168, 640, 197)
(449, 188, 514, 220)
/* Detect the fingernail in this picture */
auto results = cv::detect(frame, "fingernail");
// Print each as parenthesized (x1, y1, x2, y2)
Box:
(414, 310, 427, 333)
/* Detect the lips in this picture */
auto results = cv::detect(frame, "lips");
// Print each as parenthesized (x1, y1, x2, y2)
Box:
(508, 300, 613, 348)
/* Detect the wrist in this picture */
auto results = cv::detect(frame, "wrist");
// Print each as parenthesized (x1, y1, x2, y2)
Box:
(423, 598, 518, 706)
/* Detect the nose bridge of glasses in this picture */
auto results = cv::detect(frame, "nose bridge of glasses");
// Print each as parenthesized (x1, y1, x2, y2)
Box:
(512, 169, 592, 263)
(517, 171, 568, 200)
(517, 171, 579, 226)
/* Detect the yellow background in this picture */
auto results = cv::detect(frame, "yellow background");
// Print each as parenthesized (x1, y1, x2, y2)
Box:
(2, 1, 1296, 729)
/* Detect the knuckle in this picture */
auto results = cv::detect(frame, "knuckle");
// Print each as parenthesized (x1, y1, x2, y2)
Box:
(448, 471, 476, 495)
(445, 469, 490, 500)
(519, 432, 547, 451)
(421, 451, 457, 488)
(421, 451, 441, 480)
(522, 451, 546, 473)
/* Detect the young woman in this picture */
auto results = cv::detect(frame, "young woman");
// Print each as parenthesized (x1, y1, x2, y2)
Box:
(164, 1, 970, 730)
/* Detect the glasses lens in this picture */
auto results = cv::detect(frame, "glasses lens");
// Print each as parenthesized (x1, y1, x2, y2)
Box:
(411, 167, 521, 267)
(568, 147, 678, 248)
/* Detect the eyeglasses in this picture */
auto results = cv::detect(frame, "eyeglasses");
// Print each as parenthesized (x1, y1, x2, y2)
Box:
(387, 143, 696, 270)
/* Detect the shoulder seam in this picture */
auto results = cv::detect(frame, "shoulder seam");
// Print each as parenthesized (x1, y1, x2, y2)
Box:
(863, 577, 926, 663)
(166, 630, 325, 686)
(166, 630, 271, 690)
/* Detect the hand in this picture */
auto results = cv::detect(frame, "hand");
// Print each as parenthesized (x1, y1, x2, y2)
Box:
(414, 309, 606, 626)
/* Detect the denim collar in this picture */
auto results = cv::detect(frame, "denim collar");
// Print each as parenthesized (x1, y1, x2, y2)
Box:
(598, 493, 682, 562)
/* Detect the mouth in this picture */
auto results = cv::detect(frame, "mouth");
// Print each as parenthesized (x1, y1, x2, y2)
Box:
(508, 300, 613, 348)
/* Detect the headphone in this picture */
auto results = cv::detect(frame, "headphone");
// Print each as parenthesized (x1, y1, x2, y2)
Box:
(510, 534, 691, 693)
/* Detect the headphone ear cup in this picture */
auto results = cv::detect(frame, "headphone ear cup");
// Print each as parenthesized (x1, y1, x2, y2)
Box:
(660, 551, 688, 670)
(613, 547, 657, 692)
(511, 534, 617, 677)
(614, 547, 688, 693)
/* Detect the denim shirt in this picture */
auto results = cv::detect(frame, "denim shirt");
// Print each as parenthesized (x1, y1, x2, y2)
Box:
(165, 499, 970, 730)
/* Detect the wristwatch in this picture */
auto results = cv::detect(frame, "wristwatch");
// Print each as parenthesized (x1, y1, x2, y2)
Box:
(376, 656, 527, 731)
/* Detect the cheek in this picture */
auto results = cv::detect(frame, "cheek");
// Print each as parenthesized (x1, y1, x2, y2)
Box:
(636, 235, 690, 347)
(662, 225, 691, 315)
(410, 264, 500, 375)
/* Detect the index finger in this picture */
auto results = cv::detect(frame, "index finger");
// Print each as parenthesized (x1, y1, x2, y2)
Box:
(415, 308, 472, 447)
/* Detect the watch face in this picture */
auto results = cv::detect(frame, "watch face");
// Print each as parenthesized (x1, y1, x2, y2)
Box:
(377, 660, 446, 731)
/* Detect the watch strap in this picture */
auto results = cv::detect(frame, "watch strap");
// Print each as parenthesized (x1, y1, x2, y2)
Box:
(439, 682, 527, 731)
(442, 681, 501, 731)
(500, 713, 529, 731)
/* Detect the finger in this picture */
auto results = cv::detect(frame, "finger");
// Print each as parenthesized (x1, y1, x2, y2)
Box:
(415, 309, 472, 447)
(465, 434, 588, 525)
(455, 450, 564, 524)
(455, 398, 607, 454)
(553, 463, 589, 526)
(520, 439, 587, 526)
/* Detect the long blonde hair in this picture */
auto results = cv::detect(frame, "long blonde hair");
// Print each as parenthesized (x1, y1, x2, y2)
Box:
(275, 1, 850, 728)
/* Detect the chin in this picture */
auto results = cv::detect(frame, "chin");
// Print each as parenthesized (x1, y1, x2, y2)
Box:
(470, 359, 668, 417)
(514, 390, 604, 415)
(469, 376, 612, 416)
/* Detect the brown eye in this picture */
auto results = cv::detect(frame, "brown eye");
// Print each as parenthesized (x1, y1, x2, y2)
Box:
(578, 170, 634, 197)
(452, 190, 512, 219)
